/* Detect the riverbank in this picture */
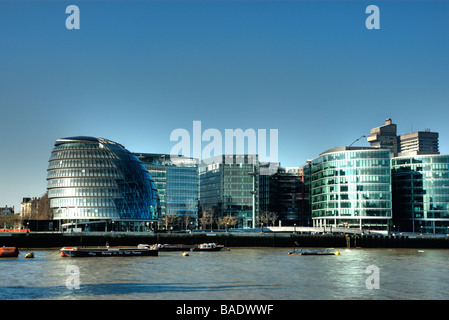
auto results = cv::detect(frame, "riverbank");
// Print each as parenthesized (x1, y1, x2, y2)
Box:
(1, 231, 449, 249)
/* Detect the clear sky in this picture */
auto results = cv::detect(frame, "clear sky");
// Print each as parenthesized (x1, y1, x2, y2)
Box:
(1, 0, 448, 212)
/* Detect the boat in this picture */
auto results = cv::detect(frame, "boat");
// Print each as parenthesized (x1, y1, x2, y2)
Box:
(288, 248, 340, 256)
(157, 244, 196, 251)
(0, 247, 19, 258)
(191, 243, 224, 251)
(60, 244, 159, 257)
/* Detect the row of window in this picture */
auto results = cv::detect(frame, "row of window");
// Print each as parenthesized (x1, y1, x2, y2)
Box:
(51, 197, 116, 208)
(48, 187, 122, 198)
(312, 176, 391, 187)
(312, 208, 391, 217)
(313, 184, 391, 195)
(312, 200, 391, 210)
(47, 168, 121, 179)
(48, 159, 115, 170)
(312, 159, 390, 173)
(393, 156, 449, 165)
(47, 178, 118, 188)
(393, 172, 449, 180)
(312, 192, 391, 202)
(392, 164, 449, 172)
(312, 168, 390, 180)
(50, 149, 117, 161)
(313, 151, 390, 165)
(53, 207, 120, 219)
(393, 188, 449, 196)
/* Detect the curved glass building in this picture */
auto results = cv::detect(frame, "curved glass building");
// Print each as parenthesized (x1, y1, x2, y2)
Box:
(47, 136, 160, 232)
(310, 147, 392, 230)
(392, 154, 449, 234)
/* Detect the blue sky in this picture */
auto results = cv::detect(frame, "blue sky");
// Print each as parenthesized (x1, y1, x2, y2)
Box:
(1, 1, 448, 211)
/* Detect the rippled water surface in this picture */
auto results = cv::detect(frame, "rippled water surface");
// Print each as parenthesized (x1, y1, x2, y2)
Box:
(1, 248, 448, 300)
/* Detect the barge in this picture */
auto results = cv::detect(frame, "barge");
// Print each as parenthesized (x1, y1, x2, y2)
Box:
(288, 248, 340, 256)
(60, 244, 158, 257)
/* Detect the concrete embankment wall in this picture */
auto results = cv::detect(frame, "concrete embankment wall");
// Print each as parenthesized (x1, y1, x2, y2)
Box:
(1, 232, 449, 249)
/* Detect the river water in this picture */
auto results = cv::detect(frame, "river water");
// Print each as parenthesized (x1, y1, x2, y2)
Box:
(1, 247, 448, 300)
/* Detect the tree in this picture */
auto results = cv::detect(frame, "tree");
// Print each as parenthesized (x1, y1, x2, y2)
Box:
(219, 215, 237, 230)
(258, 210, 279, 227)
(162, 211, 178, 231)
(199, 207, 214, 230)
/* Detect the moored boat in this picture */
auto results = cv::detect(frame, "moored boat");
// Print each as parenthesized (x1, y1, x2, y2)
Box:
(0, 247, 19, 258)
(191, 243, 224, 251)
(60, 244, 158, 257)
(157, 244, 196, 251)
(288, 248, 340, 256)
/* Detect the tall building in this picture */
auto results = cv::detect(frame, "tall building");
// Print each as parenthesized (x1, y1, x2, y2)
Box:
(398, 130, 439, 155)
(367, 118, 399, 154)
(47, 136, 160, 232)
(309, 147, 392, 230)
(392, 154, 449, 234)
(199, 155, 259, 228)
(136, 153, 199, 226)
(367, 118, 439, 156)
(259, 166, 308, 226)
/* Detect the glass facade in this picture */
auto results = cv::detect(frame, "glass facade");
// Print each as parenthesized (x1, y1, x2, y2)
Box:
(310, 148, 392, 230)
(47, 137, 159, 231)
(135, 154, 199, 226)
(199, 155, 259, 229)
(392, 155, 449, 234)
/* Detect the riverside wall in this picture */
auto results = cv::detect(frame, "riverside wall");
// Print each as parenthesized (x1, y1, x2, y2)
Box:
(1, 232, 449, 249)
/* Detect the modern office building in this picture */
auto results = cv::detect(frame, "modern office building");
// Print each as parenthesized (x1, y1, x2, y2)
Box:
(136, 153, 199, 227)
(47, 136, 160, 232)
(310, 147, 392, 230)
(391, 154, 449, 234)
(199, 155, 259, 228)
(259, 166, 308, 226)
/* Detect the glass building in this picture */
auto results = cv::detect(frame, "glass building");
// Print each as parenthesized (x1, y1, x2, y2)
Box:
(199, 155, 259, 229)
(392, 154, 449, 234)
(47, 136, 160, 232)
(135, 153, 199, 228)
(310, 147, 392, 230)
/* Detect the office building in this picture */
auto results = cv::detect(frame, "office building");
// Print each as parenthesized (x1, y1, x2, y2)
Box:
(392, 154, 449, 234)
(309, 147, 392, 230)
(259, 166, 310, 226)
(368, 118, 439, 156)
(398, 130, 439, 155)
(199, 155, 259, 228)
(136, 153, 199, 227)
(47, 136, 160, 232)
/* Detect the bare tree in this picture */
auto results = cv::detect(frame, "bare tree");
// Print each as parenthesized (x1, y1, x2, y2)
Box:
(162, 211, 178, 231)
(183, 214, 193, 231)
(219, 215, 237, 230)
(199, 207, 214, 230)
(258, 210, 279, 227)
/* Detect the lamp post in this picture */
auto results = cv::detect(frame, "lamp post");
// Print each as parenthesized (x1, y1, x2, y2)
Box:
(248, 167, 257, 229)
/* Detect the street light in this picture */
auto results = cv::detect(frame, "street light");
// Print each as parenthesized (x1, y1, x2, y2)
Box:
(248, 169, 257, 229)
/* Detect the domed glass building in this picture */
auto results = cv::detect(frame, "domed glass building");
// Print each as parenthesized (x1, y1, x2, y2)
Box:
(47, 136, 160, 232)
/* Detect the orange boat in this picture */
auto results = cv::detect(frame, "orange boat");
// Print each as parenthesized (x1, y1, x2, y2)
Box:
(0, 247, 19, 257)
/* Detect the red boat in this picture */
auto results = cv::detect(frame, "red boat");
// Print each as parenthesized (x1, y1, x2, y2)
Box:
(0, 247, 19, 257)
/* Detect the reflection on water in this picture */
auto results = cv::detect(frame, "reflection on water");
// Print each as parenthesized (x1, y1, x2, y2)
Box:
(1, 248, 448, 300)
